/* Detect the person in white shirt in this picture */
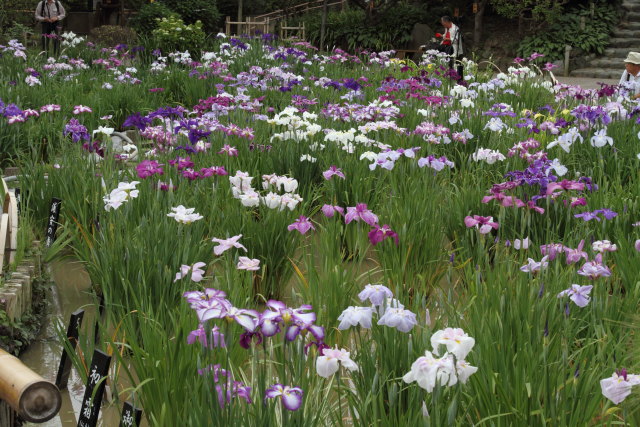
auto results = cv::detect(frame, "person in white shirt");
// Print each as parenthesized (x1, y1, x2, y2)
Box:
(439, 16, 464, 81)
(619, 51, 640, 100)
(35, 0, 66, 55)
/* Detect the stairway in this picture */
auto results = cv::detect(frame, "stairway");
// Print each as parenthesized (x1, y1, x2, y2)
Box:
(570, 1, 640, 79)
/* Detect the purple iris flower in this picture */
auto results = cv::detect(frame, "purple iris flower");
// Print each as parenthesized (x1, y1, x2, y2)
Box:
(377, 307, 418, 333)
(287, 215, 315, 235)
(265, 384, 304, 411)
(136, 160, 163, 179)
(358, 284, 393, 306)
(594, 208, 617, 220)
(345, 203, 378, 226)
(557, 284, 593, 307)
(187, 324, 226, 348)
(368, 224, 399, 246)
(322, 165, 346, 180)
(574, 211, 601, 222)
(63, 118, 91, 143)
(321, 204, 344, 218)
(122, 112, 152, 131)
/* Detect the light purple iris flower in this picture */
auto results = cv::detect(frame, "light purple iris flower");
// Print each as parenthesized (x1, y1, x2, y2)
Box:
(183, 288, 232, 322)
(377, 307, 418, 333)
(225, 307, 260, 332)
(174, 262, 207, 282)
(287, 215, 315, 234)
(337, 306, 374, 330)
(520, 256, 549, 274)
(557, 284, 593, 307)
(564, 240, 588, 264)
(321, 204, 344, 218)
(212, 234, 248, 256)
(261, 300, 320, 341)
(322, 165, 346, 180)
(187, 324, 226, 348)
(577, 254, 611, 279)
(265, 384, 304, 411)
(345, 203, 378, 226)
(358, 284, 393, 306)
(464, 215, 499, 234)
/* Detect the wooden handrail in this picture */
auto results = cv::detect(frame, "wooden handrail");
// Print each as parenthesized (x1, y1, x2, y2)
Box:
(254, 0, 345, 21)
(1, 177, 18, 270)
(0, 349, 61, 423)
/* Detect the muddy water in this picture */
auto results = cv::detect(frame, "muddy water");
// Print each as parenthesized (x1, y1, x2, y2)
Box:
(20, 258, 121, 426)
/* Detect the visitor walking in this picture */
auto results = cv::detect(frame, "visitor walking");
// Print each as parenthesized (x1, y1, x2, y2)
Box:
(619, 51, 640, 99)
(438, 16, 464, 81)
(35, 0, 66, 56)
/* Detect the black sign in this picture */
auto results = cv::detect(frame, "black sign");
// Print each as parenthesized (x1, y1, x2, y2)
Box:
(13, 188, 21, 216)
(45, 197, 62, 248)
(120, 402, 143, 427)
(94, 295, 105, 345)
(55, 309, 85, 389)
(77, 349, 111, 427)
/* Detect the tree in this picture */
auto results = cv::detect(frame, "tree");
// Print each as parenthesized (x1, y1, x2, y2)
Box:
(348, 0, 403, 26)
(489, 0, 569, 34)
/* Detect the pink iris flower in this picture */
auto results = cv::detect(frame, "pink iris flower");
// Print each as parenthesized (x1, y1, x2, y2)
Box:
(322, 165, 346, 180)
(464, 215, 499, 234)
(345, 203, 378, 226)
(212, 234, 248, 256)
(287, 215, 315, 235)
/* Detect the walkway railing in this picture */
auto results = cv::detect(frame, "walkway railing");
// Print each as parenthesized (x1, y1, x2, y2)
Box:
(1, 176, 18, 271)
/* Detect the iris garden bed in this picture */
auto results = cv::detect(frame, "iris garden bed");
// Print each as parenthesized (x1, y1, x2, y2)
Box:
(1, 34, 640, 425)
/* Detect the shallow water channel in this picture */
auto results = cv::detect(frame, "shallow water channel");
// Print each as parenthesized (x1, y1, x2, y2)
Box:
(20, 258, 121, 426)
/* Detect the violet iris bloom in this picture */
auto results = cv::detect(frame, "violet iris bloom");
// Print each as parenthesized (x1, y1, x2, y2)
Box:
(322, 165, 346, 180)
(183, 288, 232, 322)
(321, 204, 344, 218)
(464, 215, 499, 234)
(63, 118, 90, 143)
(212, 234, 248, 256)
(368, 224, 399, 246)
(557, 284, 593, 307)
(169, 156, 194, 170)
(577, 254, 611, 279)
(358, 284, 393, 306)
(174, 262, 207, 282)
(520, 256, 549, 273)
(287, 215, 315, 234)
(187, 324, 226, 348)
(345, 203, 378, 226)
(136, 160, 164, 179)
(564, 240, 588, 264)
(377, 307, 418, 333)
(265, 385, 304, 411)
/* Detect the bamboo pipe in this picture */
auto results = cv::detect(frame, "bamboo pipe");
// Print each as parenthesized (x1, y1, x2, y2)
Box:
(0, 349, 61, 423)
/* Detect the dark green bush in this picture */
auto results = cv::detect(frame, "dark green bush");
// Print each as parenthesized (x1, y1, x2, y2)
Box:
(517, 1, 619, 61)
(159, 0, 221, 34)
(301, 4, 428, 51)
(128, 2, 174, 36)
(89, 25, 138, 47)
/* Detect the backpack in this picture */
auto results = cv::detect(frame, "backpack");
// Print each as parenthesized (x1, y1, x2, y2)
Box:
(40, 1, 61, 17)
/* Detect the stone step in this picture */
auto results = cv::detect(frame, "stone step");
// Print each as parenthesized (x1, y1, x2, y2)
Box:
(604, 47, 636, 58)
(624, 11, 640, 21)
(606, 37, 640, 48)
(612, 29, 640, 38)
(622, 2, 640, 12)
(589, 58, 625, 69)
(620, 21, 640, 30)
(570, 68, 622, 79)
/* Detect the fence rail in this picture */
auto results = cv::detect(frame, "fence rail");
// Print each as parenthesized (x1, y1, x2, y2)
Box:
(1, 177, 18, 271)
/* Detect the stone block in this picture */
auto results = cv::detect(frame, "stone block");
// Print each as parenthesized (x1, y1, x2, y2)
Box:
(4, 282, 25, 316)
(0, 290, 19, 321)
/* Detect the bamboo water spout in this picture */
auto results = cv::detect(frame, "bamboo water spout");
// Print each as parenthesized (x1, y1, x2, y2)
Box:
(0, 349, 61, 423)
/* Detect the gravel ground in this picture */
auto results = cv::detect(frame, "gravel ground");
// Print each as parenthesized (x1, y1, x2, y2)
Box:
(554, 76, 619, 89)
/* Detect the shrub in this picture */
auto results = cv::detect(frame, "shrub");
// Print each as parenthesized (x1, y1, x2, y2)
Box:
(152, 14, 205, 53)
(302, 4, 428, 52)
(89, 25, 138, 48)
(159, 0, 220, 34)
(517, 1, 619, 61)
(128, 2, 174, 36)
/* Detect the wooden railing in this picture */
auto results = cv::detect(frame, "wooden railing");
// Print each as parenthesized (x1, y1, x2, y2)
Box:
(1, 176, 18, 271)
(254, 0, 346, 21)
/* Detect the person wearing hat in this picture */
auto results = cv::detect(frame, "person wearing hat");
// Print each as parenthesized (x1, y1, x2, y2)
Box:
(619, 52, 640, 99)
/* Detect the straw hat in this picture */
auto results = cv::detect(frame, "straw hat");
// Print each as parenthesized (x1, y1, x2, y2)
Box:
(624, 52, 640, 64)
